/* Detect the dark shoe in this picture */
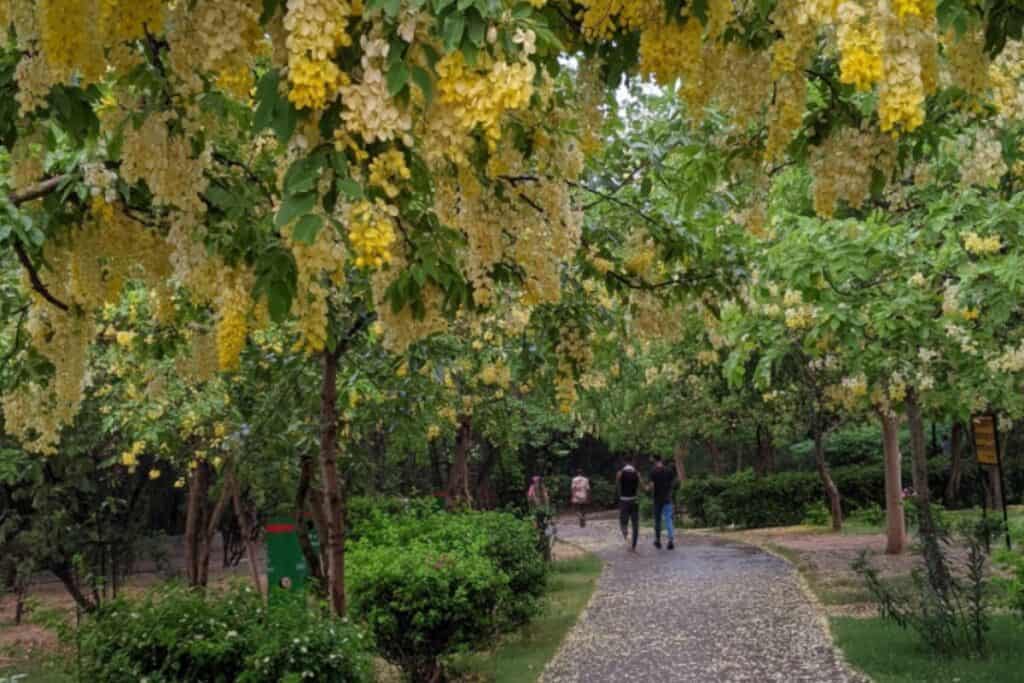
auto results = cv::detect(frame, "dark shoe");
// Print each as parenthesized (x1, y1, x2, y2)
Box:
(667, 541, 675, 550)
(653, 540, 662, 549)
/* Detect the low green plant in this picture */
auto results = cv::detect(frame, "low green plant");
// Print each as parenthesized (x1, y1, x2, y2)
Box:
(847, 504, 885, 527)
(994, 548, 1024, 620)
(71, 583, 372, 683)
(703, 496, 729, 529)
(853, 520, 992, 658)
(802, 502, 831, 527)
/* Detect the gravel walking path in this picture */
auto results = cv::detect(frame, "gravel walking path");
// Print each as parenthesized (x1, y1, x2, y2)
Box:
(542, 518, 865, 682)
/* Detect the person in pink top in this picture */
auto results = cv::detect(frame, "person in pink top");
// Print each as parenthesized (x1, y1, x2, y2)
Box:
(571, 469, 591, 527)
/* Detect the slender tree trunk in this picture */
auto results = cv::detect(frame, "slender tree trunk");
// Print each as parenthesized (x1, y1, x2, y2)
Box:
(295, 454, 326, 586)
(812, 430, 843, 531)
(319, 350, 348, 616)
(945, 422, 964, 505)
(879, 411, 906, 555)
(706, 438, 723, 476)
(905, 388, 952, 595)
(475, 439, 499, 509)
(51, 561, 98, 613)
(184, 460, 211, 587)
(428, 441, 445, 491)
(447, 416, 473, 507)
(988, 466, 1004, 513)
(197, 471, 232, 588)
(673, 442, 688, 486)
(755, 426, 775, 476)
(231, 482, 263, 595)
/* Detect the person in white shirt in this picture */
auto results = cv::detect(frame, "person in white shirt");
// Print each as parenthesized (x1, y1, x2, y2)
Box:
(570, 469, 591, 527)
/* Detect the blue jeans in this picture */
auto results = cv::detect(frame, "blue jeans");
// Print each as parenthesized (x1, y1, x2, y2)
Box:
(654, 501, 674, 543)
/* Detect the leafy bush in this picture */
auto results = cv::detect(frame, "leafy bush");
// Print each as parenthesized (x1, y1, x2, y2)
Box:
(681, 458, 949, 529)
(348, 541, 510, 681)
(346, 495, 442, 542)
(802, 502, 831, 526)
(786, 424, 908, 468)
(847, 503, 885, 527)
(73, 584, 372, 683)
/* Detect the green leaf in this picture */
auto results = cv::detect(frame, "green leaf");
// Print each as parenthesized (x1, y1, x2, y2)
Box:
(283, 156, 323, 196)
(458, 0, 475, 10)
(292, 214, 324, 244)
(433, 0, 456, 11)
(411, 66, 434, 106)
(468, 12, 486, 46)
(205, 185, 239, 211)
(380, 0, 401, 16)
(253, 70, 280, 132)
(275, 193, 316, 228)
(261, 0, 281, 23)
(386, 61, 410, 97)
(443, 14, 466, 51)
(337, 178, 364, 200)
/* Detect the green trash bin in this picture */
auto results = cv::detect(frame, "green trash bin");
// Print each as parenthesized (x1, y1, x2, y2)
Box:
(265, 516, 309, 604)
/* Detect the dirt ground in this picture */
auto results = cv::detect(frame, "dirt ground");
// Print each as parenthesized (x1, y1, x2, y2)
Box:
(701, 525, 969, 617)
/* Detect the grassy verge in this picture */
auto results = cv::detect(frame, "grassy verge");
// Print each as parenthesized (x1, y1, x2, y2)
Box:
(0, 662, 69, 682)
(453, 553, 602, 683)
(832, 615, 1024, 683)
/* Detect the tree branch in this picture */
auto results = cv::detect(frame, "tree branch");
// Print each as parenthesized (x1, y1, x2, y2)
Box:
(8, 175, 69, 206)
(13, 239, 70, 311)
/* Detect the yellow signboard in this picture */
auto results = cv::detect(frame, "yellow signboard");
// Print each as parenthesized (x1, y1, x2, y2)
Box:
(973, 416, 998, 466)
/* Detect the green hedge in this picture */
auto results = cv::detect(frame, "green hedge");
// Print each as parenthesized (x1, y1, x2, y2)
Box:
(683, 458, 949, 528)
(73, 584, 372, 683)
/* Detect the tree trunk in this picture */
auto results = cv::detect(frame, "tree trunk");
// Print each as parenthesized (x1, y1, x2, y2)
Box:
(197, 470, 232, 588)
(475, 439, 499, 509)
(879, 411, 906, 555)
(755, 426, 775, 476)
(231, 482, 263, 595)
(295, 453, 326, 586)
(184, 460, 211, 587)
(812, 430, 843, 531)
(51, 561, 98, 613)
(945, 422, 964, 505)
(673, 442, 688, 486)
(706, 438, 723, 476)
(447, 416, 473, 507)
(905, 388, 952, 595)
(319, 350, 348, 616)
(428, 441, 445, 491)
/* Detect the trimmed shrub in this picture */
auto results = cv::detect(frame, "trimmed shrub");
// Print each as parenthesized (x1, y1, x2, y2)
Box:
(348, 541, 510, 681)
(73, 584, 372, 683)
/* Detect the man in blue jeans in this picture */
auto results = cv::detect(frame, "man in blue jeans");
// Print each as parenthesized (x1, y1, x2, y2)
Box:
(648, 456, 677, 550)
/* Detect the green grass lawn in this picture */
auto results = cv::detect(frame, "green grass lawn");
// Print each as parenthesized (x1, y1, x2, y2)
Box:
(0, 663, 69, 683)
(453, 553, 602, 683)
(832, 616, 1024, 683)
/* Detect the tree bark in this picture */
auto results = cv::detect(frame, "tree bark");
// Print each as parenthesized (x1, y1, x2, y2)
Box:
(945, 422, 964, 505)
(988, 466, 1004, 513)
(905, 388, 952, 595)
(475, 439, 499, 509)
(755, 426, 775, 476)
(197, 470, 232, 588)
(295, 453, 325, 586)
(319, 350, 348, 616)
(184, 460, 211, 587)
(50, 561, 97, 613)
(447, 416, 473, 508)
(812, 430, 843, 531)
(231, 482, 263, 596)
(673, 442, 688, 486)
(879, 411, 906, 555)
(706, 438, 723, 476)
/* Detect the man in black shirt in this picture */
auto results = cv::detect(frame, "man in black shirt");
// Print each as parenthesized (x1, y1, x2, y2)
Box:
(617, 457, 641, 552)
(649, 456, 677, 550)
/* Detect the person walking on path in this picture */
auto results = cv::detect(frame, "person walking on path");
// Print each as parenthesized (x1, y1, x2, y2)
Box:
(648, 455, 677, 550)
(617, 458, 640, 552)
(570, 469, 591, 527)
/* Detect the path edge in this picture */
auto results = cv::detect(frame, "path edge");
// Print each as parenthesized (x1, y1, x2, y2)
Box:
(536, 543, 605, 683)
(689, 530, 871, 683)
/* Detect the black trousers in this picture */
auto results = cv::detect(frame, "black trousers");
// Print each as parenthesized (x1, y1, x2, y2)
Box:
(619, 499, 638, 548)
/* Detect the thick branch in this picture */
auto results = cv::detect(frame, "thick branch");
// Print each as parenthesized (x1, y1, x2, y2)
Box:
(8, 175, 69, 206)
(13, 239, 70, 311)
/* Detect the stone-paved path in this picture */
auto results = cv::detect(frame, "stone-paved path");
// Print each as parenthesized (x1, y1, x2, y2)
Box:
(542, 518, 865, 683)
